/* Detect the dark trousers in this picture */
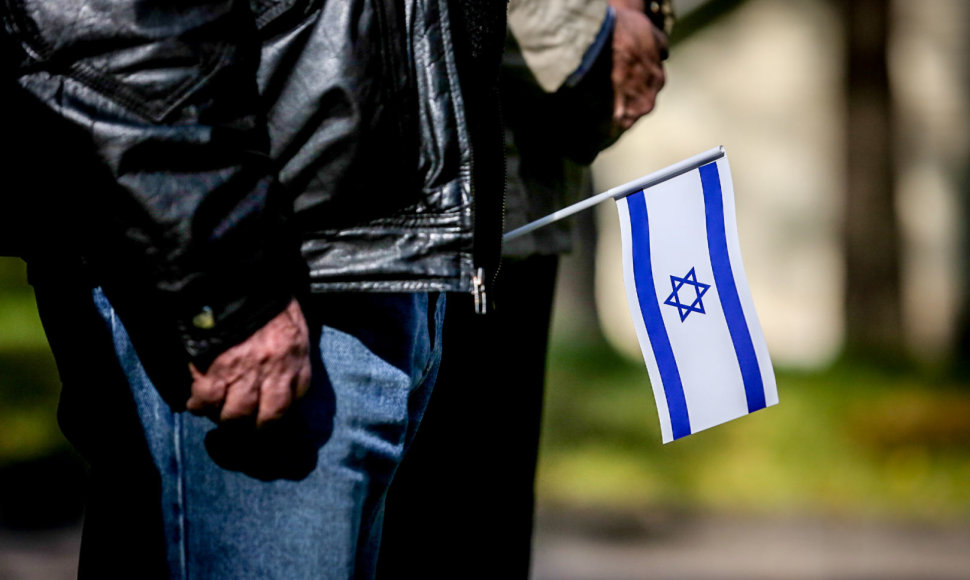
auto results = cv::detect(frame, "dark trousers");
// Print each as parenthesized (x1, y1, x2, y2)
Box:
(378, 255, 559, 578)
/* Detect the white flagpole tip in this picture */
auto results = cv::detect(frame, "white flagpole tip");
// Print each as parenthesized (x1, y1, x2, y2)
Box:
(503, 147, 727, 242)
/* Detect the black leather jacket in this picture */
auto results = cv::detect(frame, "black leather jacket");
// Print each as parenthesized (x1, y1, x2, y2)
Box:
(2, 0, 506, 369)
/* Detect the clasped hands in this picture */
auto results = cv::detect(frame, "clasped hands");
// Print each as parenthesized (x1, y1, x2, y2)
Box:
(187, 298, 312, 427)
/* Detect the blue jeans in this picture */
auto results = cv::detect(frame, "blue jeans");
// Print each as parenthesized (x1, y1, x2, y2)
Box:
(91, 288, 444, 579)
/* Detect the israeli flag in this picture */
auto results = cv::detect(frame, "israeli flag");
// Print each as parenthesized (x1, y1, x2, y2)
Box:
(615, 152, 777, 443)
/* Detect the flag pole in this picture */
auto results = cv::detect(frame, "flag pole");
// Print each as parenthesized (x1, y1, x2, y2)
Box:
(503, 146, 725, 242)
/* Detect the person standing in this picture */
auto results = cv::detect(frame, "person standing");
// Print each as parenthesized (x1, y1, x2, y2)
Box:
(2, 0, 509, 577)
(379, 0, 672, 577)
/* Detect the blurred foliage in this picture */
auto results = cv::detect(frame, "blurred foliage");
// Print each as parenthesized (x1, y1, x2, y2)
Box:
(0, 257, 67, 467)
(539, 334, 970, 523)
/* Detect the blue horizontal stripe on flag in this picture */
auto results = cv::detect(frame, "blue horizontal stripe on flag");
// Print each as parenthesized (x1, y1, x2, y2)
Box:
(700, 163, 767, 413)
(628, 190, 692, 439)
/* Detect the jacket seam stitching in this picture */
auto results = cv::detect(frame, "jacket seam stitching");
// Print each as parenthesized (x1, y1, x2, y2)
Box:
(3, 0, 235, 124)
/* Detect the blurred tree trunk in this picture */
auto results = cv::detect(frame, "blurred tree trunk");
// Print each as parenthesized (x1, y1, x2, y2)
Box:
(556, 171, 606, 342)
(955, 164, 970, 373)
(951, 5, 970, 374)
(954, 182, 970, 369)
(842, 0, 904, 359)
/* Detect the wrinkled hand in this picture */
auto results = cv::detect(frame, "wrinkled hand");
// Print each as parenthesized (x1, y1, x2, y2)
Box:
(187, 298, 311, 427)
(609, 0, 668, 132)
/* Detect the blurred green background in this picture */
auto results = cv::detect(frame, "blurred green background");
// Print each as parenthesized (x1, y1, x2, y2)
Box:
(0, 258, 64, 466)
(538, 334, 970, 522)
(532, 0, 970, 530)
(0, 258, 86, 535)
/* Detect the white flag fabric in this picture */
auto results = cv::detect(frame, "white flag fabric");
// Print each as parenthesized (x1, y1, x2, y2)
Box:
(615, 154, 778, 443)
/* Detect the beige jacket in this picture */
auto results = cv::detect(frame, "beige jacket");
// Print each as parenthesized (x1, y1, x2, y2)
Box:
(507, 0, 610, 92)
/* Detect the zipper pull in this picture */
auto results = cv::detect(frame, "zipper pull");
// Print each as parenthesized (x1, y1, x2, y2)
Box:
(472, 267, 487, 315)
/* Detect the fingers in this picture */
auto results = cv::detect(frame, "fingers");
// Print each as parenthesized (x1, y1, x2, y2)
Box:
(184, 298, 313, 427)
(294, 354, 312, 400)
(219, 368, 260, 423)
(254, 332, 312, 426)
(189, 362, 305, 427)
(609, 0, 646, 11)
(255, 372, 296, 427)
(187, 362, 228, 416)
(190, 357, 305, 426)
(611, 6, 668, 131)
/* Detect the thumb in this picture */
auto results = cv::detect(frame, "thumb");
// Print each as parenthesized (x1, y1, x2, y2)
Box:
(189, 362, 204, 382)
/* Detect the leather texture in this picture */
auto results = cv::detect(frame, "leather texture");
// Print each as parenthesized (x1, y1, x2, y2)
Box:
(1, 0, 504, 368)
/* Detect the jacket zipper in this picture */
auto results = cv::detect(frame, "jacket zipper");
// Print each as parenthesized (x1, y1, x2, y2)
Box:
(452, 0, 506, 315)
(472, 267, 487, 314)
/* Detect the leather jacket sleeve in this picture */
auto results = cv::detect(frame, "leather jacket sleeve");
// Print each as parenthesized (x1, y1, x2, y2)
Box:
(3, 0, 300, 371)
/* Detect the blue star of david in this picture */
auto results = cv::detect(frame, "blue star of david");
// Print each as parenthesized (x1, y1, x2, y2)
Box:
(664, 267, 711, 322)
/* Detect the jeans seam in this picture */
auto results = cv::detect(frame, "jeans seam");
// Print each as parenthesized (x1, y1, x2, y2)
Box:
(174, 413, 188, 580)
(419, 294, 443, 385)
(414, 293, 445, 394)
